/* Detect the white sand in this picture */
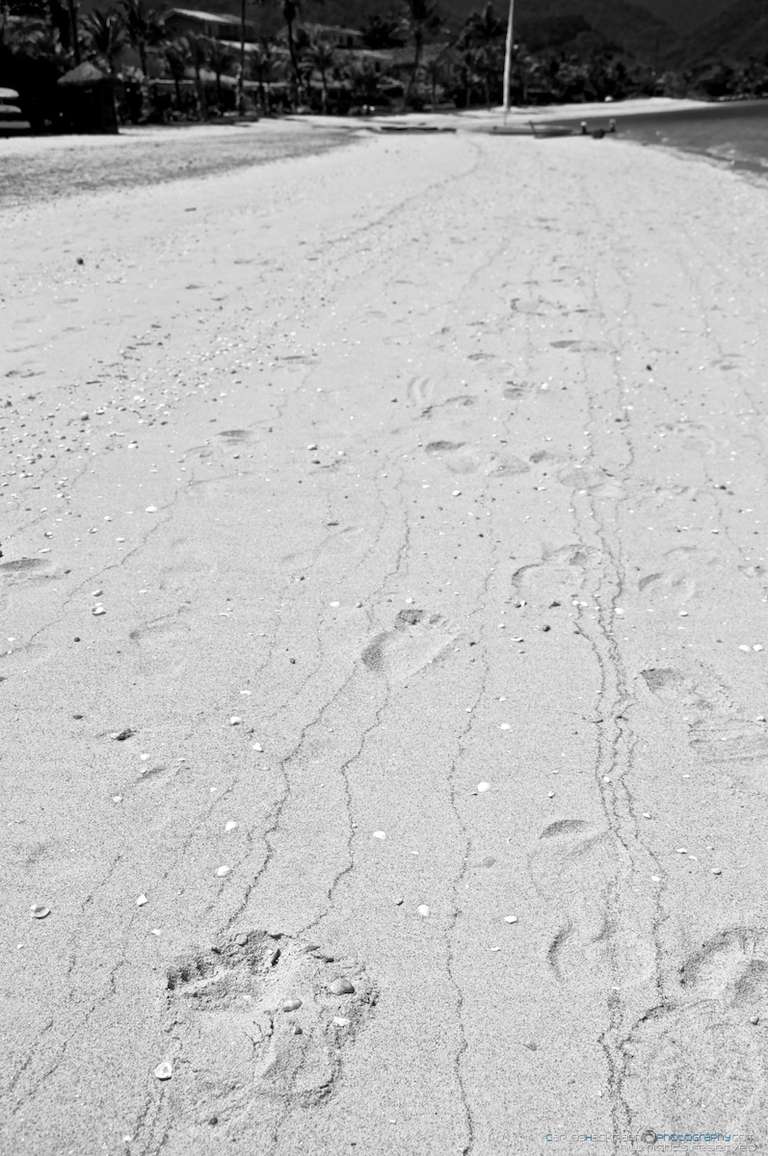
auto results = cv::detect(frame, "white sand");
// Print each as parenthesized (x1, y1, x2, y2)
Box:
(2, 127, 768, 1154)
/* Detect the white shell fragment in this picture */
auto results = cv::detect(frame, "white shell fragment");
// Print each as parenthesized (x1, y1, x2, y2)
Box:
(154, 1061, 173, 1080)
(215, 865, 231, 878)
(30, 904, 50, 919)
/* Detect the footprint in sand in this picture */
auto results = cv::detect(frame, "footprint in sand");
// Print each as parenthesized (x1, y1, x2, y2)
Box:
(510, 543, 597, 604)
(153, 931, 375, 1151)
(640, 666, 768, 793)
(0, 557, 48, 576)
(361, 608, 456, 681)
(623, 929, 768, 1145)
(218, 429, 252, 445)
(557, 462, 624, 499)
(129, 614, 192, 678)
(530, 818, 656, 990)
(405, 375, 434, 409)
(424, 441, 529, 478)
(530, 819, 619, 982)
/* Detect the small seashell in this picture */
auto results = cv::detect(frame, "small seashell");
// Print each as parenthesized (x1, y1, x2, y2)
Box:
(154, 1061, 173, 1081)
(328, 978, 355, 996)
(31, 904, 50, 919)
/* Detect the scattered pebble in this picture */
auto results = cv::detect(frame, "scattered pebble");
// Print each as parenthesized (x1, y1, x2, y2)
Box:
(92, 604, 106, 616)
(499, 723, 511, 731)
(372, 830, 386, 840)
(417, 904, 431, 918)
(215, 865, 231, 878)
(504, 915, 518, 924)
(750, 1014, 760, 1025)
(333, 1016, 350, 1027)
(30, 904, 50, 919)
(136, 894, 148, 907)
(145, 505, 158, 514)
(112, 795, 123, 803)
(224, 820, 238, 833)
(711, 867, 722, 876)
(477, 782, 490, 794)
(282, 998, 302, 1012)
(328, 978, 355, 996)
(252, 742, 263, 751)
(676, 848, 687, 855)
(154, 1061, 173, 1081)
(229, 716, 242, 726)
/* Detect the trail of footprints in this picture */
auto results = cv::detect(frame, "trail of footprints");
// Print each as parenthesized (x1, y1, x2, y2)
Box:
(155, 930, 376, 1149)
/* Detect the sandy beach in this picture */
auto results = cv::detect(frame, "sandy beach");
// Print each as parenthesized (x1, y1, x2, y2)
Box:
(2, 122, 768, 1155)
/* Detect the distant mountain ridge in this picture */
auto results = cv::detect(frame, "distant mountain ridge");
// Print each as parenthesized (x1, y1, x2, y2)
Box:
(69, 0, 768, 66)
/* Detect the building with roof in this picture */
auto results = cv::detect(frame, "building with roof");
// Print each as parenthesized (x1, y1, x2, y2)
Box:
(163, 8, 256, 42)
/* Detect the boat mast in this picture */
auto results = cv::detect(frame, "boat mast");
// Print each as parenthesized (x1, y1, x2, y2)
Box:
(502, 0, 514, 113)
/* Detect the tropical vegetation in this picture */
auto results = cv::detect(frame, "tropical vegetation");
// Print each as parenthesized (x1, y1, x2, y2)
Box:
(1, 0, 768, 132)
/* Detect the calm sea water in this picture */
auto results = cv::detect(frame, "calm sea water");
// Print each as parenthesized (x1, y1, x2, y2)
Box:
(609, 100, 768, 179)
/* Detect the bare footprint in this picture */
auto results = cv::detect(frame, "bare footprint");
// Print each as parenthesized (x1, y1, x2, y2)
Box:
(218, 429, 252, 444)
(530, 818, 617, 981)
(151, 931, 376, 1151)
(623, 928, 768, 1145)
(361, 609, 457, 681)
(530, 818, 655, 990)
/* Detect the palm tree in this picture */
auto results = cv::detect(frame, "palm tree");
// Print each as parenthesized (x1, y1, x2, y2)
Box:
(163, 35, 190, 108)
(459, 3, 505, 107)
(281, 0, 300, 104)
(186, 31, 208, 116)
(307, 38, 334, 113)
(120, 0, 163, 77)
(83, 8, 126, 75)
(206, 36, 231, 109)
(402, 0, 440, 108)
(248, 36, 273, 113)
